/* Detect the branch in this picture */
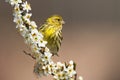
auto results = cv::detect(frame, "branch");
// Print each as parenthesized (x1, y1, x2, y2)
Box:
(5, 0, 83, 80)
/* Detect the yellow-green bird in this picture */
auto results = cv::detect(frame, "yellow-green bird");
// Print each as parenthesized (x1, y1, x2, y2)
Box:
(38, 15, 65, 56)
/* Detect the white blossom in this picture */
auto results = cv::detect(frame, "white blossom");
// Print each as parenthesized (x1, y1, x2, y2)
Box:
(13, 14, 23, 28)
(53, 71, 66, 80)
(66, 66, 76, 77)
(14, 4, 23, 15)
(41, 52, 52, 62)
(22, 1, 31, 12)
(30, 43, 41, 54)
(9, 0, 22, 6)
(30, 21, 37, 28)
(23, 13, 32, 22)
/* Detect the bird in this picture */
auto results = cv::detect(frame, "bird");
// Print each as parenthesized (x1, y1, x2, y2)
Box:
(38, 15, 65, 56)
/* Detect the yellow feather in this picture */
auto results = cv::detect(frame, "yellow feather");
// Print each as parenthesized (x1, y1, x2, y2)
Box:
(39, 15, 64, 56)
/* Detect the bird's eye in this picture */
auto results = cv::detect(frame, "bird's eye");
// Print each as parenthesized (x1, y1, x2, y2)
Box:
(57, 19, 60, 21)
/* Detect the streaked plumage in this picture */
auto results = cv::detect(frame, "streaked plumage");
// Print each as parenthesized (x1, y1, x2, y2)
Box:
(38, 15, 64, 56)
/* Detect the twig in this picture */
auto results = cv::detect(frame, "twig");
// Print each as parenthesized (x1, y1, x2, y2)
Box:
(23, 50, 36, 59)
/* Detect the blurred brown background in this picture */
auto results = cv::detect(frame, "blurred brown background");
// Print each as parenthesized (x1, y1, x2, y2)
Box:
(0, 0, 120, 80)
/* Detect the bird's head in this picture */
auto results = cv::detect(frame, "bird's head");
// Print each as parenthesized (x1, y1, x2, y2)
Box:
(46, 15, 65, 26)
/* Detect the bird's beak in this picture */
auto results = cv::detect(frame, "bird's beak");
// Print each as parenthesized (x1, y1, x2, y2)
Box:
(61, 20, 65, 24)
